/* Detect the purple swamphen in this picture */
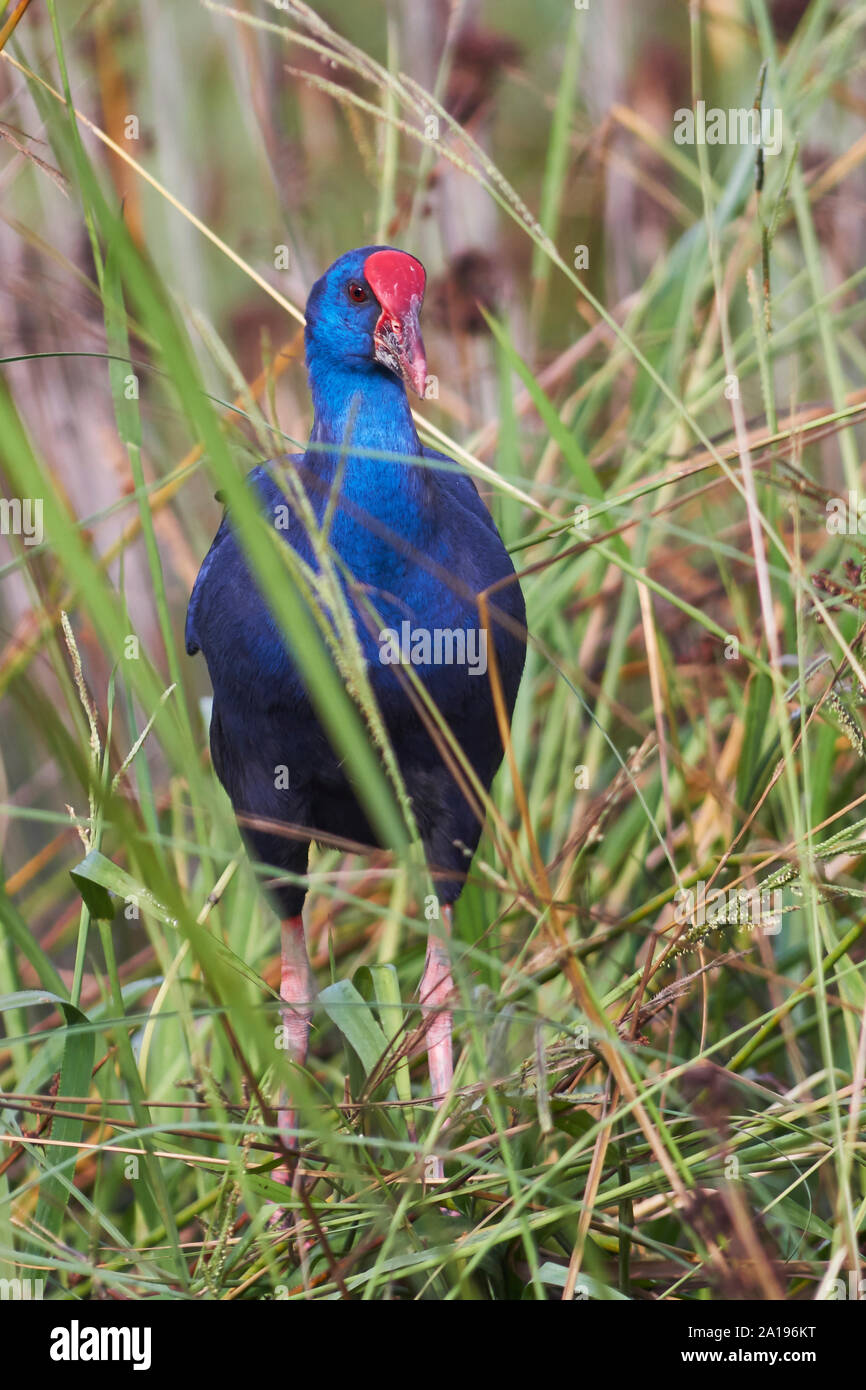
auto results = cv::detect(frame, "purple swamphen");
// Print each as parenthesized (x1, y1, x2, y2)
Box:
(186, 247, 525, 1173)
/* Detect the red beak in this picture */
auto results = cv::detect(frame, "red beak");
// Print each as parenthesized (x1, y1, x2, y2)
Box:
(364, 249, 428, 398)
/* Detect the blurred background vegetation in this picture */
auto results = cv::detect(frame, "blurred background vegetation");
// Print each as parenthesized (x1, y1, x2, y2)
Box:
(1, 0, 866, 1301)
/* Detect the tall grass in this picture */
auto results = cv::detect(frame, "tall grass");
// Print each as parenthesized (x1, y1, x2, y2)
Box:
(0, 0, 865, 1300)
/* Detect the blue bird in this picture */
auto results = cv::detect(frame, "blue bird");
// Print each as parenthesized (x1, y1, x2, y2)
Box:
(186, 247, 526, 1174)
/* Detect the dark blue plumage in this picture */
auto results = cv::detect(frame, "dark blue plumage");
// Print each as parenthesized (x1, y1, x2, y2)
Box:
(186, 246, 525, 919)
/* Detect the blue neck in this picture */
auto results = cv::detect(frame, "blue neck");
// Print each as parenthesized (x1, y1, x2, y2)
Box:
(308, 357, 419, 459)
(304, 356, 432, 587)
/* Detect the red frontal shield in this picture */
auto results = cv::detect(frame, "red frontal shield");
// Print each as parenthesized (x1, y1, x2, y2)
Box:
(364, 249, 428, 397)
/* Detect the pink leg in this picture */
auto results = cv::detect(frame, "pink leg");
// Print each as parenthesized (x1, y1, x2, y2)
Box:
(275, 914, 314, 1176)
(418, 905, 454, 1182)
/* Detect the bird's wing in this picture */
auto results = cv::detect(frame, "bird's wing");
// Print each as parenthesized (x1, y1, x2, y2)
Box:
(185, 516, 229, 655)
(185, 455, 306, 657)
(420, 445, 499, 536)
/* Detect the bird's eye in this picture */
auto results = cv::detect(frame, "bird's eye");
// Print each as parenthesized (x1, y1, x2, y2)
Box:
(347, 281, 368, 304)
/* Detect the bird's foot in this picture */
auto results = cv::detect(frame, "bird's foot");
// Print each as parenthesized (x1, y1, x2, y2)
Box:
(266, 1201, 297, 1235)
(265, 1158, 318, 1252)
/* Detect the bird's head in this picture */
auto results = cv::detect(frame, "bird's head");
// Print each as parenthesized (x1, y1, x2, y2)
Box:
(304, 245, 428, 398)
